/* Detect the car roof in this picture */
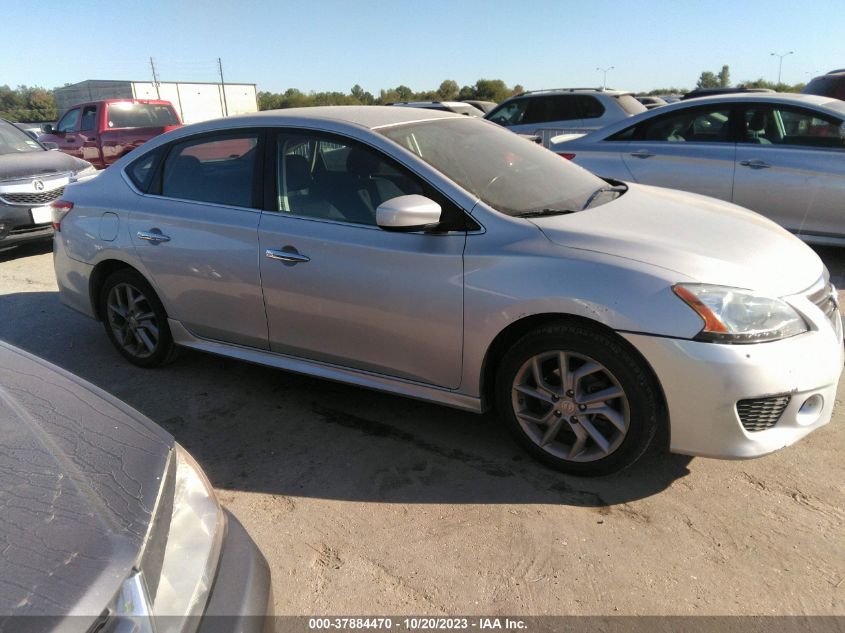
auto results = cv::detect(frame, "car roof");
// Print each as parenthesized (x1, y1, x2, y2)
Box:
(565, 92, 845, 143)
(187, 105, 461, 131)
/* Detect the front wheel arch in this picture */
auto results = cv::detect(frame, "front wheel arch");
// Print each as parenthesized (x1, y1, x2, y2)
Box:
(481, 313, 669, 449)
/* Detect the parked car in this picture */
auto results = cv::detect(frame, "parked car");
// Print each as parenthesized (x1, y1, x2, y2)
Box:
(0, 117, 95, 249)
(53, 106, 842, 475)
(550, 93, 845, 245)
(0, 341, 272, 631)
(681, 87, 774, 100)
(39, 99, 182, 170)
(802, 68, 845, 100)
(460, 99, 497, 114)
(485, 88, 646, 145)
(387, 101, 484, 116)
(635, 96, 667, 110)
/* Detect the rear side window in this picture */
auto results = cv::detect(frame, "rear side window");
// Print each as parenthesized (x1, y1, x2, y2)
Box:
(576, 96, 605, 119)
(107, 103, 180, 129)
(545, 96, 583, 122)
(160, 132, 259, 207)
(615, 94, 648, 115)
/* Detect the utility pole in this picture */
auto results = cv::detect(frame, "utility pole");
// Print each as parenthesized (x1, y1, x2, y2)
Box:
(218, 57, 229, 116)
(770, 51, 794, 84)
(149, 57, 161, 99)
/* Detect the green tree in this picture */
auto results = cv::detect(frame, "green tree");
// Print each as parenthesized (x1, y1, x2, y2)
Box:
(696, 71, 720, 89)
(473, 79, 511, 102)
(437, 79, 459, 101)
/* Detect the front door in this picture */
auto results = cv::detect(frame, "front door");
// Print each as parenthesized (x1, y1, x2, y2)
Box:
(258, 131, 465, 388)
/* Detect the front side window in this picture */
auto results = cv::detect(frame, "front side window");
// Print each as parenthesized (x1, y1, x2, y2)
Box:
(641, 107, 732, 142)
(742, 105, 844, 148)
(274, 133, 429, 226)
(380, 117, 608, 217)
(57, 108, 80, 133)
(160, 133, 258, 207)
(486, 100, 528, 127)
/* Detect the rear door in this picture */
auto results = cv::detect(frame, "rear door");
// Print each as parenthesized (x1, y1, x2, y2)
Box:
(733, 104, 845, 238)
(620, 104, 737, 201)
(127, 130, 268, 349)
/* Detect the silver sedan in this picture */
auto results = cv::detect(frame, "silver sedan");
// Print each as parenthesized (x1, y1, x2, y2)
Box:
(52, 106, 842, 475)
(550, 93, 845, 245)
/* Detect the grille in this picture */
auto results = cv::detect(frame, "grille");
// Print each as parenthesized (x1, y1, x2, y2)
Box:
(1, 187, 64, 206)
(736, 395, 790, 432)
(806, 280, 839, 326)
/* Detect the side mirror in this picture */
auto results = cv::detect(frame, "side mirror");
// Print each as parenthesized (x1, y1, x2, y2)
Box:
(376, 195, 442, 232)
(42, 124, 54, 135)
(41, 141, 59, 150)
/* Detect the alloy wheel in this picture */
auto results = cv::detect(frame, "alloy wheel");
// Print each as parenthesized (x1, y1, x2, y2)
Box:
(106, 282, 160, 359)
(511, 350, 630, 462)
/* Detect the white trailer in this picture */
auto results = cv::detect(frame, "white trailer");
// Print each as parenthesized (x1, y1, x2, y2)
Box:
(54, 80, 258, 124)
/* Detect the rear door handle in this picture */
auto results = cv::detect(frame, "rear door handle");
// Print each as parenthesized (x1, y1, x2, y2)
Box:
(739, 159, 771, 169)
(629, 150, 654, 159)
(265, 248, 310, 264)
(137, 230, 171, 243)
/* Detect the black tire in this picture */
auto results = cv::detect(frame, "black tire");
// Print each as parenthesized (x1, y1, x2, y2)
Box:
(495, 321, 663, 476)
(99, 269, 178, 368)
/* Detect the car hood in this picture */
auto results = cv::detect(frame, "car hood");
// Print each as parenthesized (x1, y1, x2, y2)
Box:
(0, 150, 90, 182)
(0, 343, 172, 620)
(533, 183, 824, 297)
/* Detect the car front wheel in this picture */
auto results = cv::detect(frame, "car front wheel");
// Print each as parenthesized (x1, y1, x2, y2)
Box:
(495, 321, 662, 476)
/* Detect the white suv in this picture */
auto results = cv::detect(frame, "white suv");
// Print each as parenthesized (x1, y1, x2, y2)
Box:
(485, 88, 646, 145)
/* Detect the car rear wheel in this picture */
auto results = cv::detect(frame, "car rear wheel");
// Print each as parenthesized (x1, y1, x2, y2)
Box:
(495, 321, 661, 476)
(100, 269, 177, 368)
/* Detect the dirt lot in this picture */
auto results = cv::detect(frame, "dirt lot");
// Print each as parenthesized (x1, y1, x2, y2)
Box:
(1, 241, 843, 616)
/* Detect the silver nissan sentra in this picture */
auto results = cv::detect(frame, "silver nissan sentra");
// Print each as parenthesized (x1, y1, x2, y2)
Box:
(52, 106, 843, 476)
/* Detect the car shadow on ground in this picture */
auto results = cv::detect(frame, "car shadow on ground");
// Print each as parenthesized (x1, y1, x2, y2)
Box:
(0, 289, 693, 508)
(0, 240, 52, 261)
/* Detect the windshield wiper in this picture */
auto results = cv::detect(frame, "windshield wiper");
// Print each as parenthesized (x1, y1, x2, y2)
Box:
(582, 184, 627, 210)
(514, 208, 577, 218)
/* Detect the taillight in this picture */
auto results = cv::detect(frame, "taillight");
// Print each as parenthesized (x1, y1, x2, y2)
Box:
(557, 153, 576, 160)
(51, 200, 73, 231)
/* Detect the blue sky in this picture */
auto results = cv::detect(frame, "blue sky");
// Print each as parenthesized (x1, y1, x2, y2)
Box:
(1, 0, 841, 94)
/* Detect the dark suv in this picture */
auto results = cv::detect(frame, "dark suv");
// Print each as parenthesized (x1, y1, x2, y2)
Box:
(484, 88, 646, 145)
(803, 69, 845, 101)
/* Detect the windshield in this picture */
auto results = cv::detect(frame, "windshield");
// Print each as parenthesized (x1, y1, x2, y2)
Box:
(379, 118, 608, 216)
(106, 102, 180, 129)
(0, 120, 44, 155)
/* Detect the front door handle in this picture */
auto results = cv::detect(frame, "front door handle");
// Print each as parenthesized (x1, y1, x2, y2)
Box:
(137, 229, 171, 244)
(739, 159, 771, 169)
(629, 150, 654, 159)
(265, 248, 310, 264)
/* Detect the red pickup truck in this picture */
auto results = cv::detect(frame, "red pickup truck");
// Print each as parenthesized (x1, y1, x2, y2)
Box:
(40, 99, 182, 169)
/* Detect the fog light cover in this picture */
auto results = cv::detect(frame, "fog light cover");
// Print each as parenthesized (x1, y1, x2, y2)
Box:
(797, 394, 824, 426)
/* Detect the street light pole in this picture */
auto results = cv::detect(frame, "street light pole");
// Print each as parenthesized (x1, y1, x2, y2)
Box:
(770, 51, 794, 84)
(597, 66, 614, 90)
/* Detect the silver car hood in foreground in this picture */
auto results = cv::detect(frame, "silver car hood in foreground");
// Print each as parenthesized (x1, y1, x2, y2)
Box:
(534, 183, 824, 296)
(0, 343, 172, 619)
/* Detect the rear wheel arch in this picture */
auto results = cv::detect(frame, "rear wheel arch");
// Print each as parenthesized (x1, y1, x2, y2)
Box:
(89, 259, 140, 320)
(480, 313, 669, 448)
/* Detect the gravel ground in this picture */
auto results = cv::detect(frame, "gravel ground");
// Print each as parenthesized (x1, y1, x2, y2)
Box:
(1, 240, 843, 616)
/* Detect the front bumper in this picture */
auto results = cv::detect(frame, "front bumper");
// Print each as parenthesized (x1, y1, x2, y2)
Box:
(623, 315, 844, 459)
(0, 203, 53, 246)
(197, 511, 274, 633)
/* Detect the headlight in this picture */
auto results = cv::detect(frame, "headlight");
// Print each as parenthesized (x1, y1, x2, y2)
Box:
(102, 444, 223, 633)
(71, 165, 98, 182)
(673, 284, 808, 343)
